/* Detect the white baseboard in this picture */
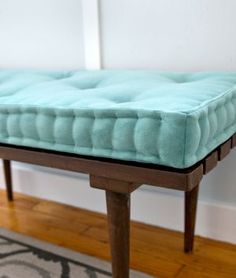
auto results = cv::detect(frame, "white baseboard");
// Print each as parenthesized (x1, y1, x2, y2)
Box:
(0, 162, 235, 245)
(132, 186, 236, 244)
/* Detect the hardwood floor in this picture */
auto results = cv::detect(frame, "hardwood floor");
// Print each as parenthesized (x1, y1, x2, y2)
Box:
(0, 190, 235, 277)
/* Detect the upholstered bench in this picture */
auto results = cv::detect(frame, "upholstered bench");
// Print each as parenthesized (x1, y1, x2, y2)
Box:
(0, 70, 235, 278)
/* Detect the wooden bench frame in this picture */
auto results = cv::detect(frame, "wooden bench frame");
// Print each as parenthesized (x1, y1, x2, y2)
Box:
(1, 133, 235, 278)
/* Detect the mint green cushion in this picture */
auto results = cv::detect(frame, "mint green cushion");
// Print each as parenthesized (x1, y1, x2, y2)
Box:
(0, 70, 235, 168)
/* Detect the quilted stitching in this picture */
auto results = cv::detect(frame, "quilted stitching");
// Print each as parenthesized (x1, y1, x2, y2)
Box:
(0, 70, 235, 169)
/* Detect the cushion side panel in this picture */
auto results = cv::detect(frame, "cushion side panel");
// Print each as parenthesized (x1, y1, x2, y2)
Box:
(0, 108, 187, 168)
(184, 90, 236, 167)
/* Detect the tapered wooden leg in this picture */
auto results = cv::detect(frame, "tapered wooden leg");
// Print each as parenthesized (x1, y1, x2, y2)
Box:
(3, 160, 13, 201)
(106, 191, 130, 278)
(90, 175, 140, 278)
(184, 184, 199, 253)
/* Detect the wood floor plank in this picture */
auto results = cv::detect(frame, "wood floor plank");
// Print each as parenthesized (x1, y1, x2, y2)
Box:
(0, 190, 235, 277)
(176, 265, 236, 278)
(33, 200, 107, 227)
(0, 191, 39, 209)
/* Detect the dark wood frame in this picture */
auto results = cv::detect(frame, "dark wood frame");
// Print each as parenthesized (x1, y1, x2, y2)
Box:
(1, 133, 235, 278)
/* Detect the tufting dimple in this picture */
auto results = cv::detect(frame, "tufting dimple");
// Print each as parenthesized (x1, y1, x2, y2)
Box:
(0, 70, 235, 168)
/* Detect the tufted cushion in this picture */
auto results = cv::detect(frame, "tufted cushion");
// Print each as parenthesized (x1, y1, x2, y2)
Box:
(0, 70, 235, 168)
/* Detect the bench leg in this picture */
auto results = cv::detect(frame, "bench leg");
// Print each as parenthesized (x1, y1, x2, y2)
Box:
(3, 160, 13, 201)
(184, 184, 199, 253)
(90, 175, 139, 278)
(106, 191, 130, 278)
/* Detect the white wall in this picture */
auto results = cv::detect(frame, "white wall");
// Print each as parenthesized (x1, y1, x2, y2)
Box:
(0, 0, 84, 69)
(0, 0, 235, 243)
(101, 0, 236, 71)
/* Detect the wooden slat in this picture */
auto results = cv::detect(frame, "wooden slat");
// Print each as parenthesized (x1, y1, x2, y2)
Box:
(204, 135, 235, 173)
(232, 134, 236, 148)
(218, 139, 232, 161)
(203, 151, 218, 174)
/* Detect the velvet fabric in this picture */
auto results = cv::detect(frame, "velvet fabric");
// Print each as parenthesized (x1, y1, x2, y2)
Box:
(0, 70, 235, 168)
